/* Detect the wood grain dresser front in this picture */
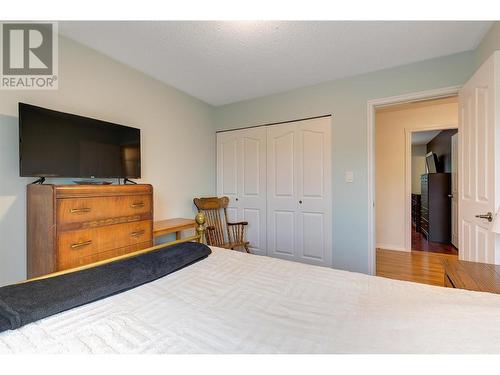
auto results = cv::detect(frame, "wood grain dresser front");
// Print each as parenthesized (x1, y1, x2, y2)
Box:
(27, 184, 153, 278)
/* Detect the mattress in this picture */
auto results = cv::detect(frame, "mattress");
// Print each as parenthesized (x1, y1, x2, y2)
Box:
(1, 247, 500, 354)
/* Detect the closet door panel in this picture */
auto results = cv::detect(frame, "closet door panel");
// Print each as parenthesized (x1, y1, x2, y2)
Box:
(267, 124, 297, 260)
(238, 127, 267, 255)
(274, 210, 295, 256)
(242, 137, 261, 196)
(296, 117, 332, 266)
(217, 132, 239, 204)
(300, 212, 324, 260)
(274, 131, 295, 197)
(226, 207, 238, 223)
(301, 130, 324, 198)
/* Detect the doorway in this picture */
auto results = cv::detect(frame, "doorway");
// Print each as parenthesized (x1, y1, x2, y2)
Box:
(410, 128, 458, 256)
(369, 90, 462, 282)
(374, 95, 459, 255)
(370, 52, 500, 278)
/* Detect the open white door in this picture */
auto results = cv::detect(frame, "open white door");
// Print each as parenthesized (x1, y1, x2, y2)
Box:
(459, 52, 500, 264)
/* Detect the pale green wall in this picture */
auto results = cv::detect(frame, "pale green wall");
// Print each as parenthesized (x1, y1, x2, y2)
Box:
(214, 51, 476, 273)
(476, 21, 500, 68)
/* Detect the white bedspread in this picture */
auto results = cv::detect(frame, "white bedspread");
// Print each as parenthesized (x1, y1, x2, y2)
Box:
(2, 247, 500, 354)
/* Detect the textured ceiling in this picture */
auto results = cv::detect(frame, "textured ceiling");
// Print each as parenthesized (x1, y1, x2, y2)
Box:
(59, 21, 493, 106)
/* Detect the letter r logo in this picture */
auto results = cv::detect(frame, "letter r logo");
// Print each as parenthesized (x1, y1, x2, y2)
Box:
(2, 23, 53, 75)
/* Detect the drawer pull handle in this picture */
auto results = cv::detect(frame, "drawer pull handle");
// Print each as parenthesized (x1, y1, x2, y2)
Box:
(71, 240, 93, 249)
(131, 230, 146, 238)
(70, 207, 92, 214)
(131, 202, 145, 208)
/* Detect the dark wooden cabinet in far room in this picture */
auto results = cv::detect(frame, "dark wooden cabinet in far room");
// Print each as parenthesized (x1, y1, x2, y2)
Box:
(411, 194, 421, 232)
(420, 173, 451, 243)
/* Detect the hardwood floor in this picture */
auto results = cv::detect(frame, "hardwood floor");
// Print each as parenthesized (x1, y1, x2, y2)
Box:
(411, 227, 458, 255)
(376, 248, 458, 287)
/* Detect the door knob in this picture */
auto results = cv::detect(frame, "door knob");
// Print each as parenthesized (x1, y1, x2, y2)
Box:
(235, 198, 239, 201)
(448, 194, 453, 198)
(475, 212, 493, 222)
(299, 200, 302, 204)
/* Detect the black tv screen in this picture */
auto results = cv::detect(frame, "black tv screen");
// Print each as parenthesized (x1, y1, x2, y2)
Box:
(425, 152, 438, 173)
(19, 103, 141, 179)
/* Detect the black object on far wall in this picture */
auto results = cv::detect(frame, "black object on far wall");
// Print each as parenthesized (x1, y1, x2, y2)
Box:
(19, 103, 141, 179)
(420, 173, 451, 243)
(425, 152, 438, 173)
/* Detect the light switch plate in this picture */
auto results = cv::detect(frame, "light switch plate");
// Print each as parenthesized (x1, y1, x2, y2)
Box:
(345, 171, 354, 183)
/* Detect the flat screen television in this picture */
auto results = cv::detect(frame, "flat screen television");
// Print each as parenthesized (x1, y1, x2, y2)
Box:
(19, 103, 141, 179)
(425, 152, 438, 173)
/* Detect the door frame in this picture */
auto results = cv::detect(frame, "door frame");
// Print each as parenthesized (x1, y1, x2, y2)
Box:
(367, 85, 461, 275)
(451, 133, 459, 249)
(404, 125, 458, 252)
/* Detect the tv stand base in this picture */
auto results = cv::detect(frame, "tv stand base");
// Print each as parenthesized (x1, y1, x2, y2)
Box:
(30, 177, 46, 185)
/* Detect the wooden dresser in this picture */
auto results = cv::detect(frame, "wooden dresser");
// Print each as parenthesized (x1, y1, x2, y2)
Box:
(27, 184, 153, 278)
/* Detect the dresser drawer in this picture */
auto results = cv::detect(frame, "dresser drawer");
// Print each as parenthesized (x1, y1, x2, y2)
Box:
(57, 194, 152, 228)
(57, 220, 152, 269)
(58, 241, 153, 270)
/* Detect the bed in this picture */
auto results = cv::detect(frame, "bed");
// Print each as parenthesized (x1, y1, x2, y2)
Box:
(1, 216, 500, 353)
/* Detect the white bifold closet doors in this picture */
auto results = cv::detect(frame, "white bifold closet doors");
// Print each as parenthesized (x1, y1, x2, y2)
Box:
(217, 116, 332, 266)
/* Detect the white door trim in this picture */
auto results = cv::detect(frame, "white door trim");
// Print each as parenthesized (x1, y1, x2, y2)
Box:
(404, 125, 458, 252)
(367, 85, 461, 275)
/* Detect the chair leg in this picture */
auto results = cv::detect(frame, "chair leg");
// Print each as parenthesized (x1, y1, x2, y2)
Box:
(244, 244, 250, 254)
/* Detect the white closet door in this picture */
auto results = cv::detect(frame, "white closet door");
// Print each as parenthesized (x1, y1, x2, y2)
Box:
(237, 127, 267, 255)
(217, 128, 267, 255)
(296, 118, 332, 265)
(267, 123, 298, 261)
(267, 117, 332, 266)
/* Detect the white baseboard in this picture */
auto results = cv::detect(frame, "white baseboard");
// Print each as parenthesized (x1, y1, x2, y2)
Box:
(376, 243, 409, 252)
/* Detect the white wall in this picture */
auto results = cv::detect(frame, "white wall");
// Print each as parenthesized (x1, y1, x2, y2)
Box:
(0, 35, 215, 286)
(411, 145, 427, 194)
(375, 101, 457, 251)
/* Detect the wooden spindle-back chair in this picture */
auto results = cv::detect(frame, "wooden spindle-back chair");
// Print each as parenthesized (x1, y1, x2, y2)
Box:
(193, 196, 250, 253)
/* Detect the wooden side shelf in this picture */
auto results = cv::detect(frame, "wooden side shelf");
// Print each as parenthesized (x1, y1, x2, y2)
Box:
(153, 218, 196, 240)
(443, 259, 500, 294)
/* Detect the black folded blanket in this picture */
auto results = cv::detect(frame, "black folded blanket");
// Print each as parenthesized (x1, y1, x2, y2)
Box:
(0, 242, 211, 333)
